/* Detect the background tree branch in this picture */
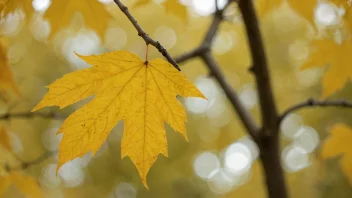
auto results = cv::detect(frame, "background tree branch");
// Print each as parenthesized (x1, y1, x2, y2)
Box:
(279, 98, 352, 124)
(3, 150, 57, 172)
(238, 0, 287, 198)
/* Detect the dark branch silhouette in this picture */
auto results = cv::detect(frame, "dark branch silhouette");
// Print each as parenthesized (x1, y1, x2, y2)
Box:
(0, 112, 66, 120)
(279, 98, 352, 123)
(238, 0, 286, 197)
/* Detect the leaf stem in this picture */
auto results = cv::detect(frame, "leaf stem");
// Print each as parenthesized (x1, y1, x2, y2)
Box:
(145, 44, 149, 63)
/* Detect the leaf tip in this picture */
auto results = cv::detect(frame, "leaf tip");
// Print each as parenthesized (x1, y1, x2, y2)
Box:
(142, 178, 149, 190)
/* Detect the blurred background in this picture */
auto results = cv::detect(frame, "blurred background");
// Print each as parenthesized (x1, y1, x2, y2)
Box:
(1, 0, 352, 197)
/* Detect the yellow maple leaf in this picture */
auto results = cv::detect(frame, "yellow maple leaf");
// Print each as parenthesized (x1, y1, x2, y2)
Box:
(0, 125, 11, 151)
(134, 0, 188, 22)
(301, 38, 352, 97)
(0, 41, 20, 101)
(321, 124, 352, 185)
(32, 50, 205, 188)
(44, 0, 111, 39)
(0, 172, 42, 198)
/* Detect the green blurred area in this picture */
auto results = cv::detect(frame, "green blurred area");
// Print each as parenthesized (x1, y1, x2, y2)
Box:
(0, 1, 352, 198)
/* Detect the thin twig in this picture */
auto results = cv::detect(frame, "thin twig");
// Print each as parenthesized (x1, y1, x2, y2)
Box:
(200, 52, 259, 138)
(175, 1, 231, 64)
(113, 0, 180, 71)
(174, 0, 259, 137)
(279, 98, 352, 124)
(0, 112, 66, 120)
(3, 150, 57, 172)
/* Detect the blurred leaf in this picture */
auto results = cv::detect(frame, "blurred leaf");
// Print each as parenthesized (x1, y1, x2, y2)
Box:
(0, 0, 33, 19)
(301, 39, 352, 98)
(287, 0, 317, 25)
(0, 125, 11, 151)
(255, 0, 282, 17)
(0, 41, 20, 102)
(32, 50, 205, 188)
(44, 0, 111, 39)
(344, 5, 352, 31)
(321, 124, 352, 185)
(0, 172, 42, 198)
(134, 0, 188, 22)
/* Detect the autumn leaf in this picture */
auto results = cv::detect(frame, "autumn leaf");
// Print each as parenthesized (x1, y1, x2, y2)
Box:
(32, 50, 206, 188)
(0, 172, 43, 198)
(301, 38, 352, 97)
(134, 0, 188, 22)
(0, 41, 20, 101)
(0, 125, 11, 151)
(321, 124, 352, 185)
(44, 0, 111, 39)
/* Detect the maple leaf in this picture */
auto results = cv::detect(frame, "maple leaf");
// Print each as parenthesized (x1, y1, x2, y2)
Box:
(321, 124, 352, 185)
(0, 41, 20, 101)
(301, 38, 352, 97)
(134, 0, 188, 22)
(0, 172, 42, 198)
(32, 50, 205, 188)
(44, 0, 111, 39)
(0, 125, 11, 151)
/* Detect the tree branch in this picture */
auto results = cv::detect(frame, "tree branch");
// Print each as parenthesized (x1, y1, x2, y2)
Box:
(238, 0, 287, 198)
(175, 2, 231, 64)
(173, 0, 259, 138)
(0, 112, 66, 120)
(3, 150, 57, 172)
(238, 0, 278, 132)
(200, 52, 259, 138)
(113, 0, 180, 71)
(279, 98, 352, 124)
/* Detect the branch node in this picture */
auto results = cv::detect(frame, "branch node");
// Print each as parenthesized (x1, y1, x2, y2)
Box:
(307, 98, 314, 105)
(248, 66, 255, 73)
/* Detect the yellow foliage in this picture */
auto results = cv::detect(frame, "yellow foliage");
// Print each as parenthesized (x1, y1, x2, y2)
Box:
(0, 172, 43, 198)
(255, 0, 282, 18)
(0, 125, 11, 151)
(321, 124, 352, 185)
(0, 0, 33, 19)
(134, 0, 188, 22)
(32, 50, 205, 188)
(287, 0, 316, 25)
(0, 41, 20, 101)
(301, 38, 352, 97)
(345, 6, 352, 31)
(44, 0, 111, 39)
(256, 0, 317, 24)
